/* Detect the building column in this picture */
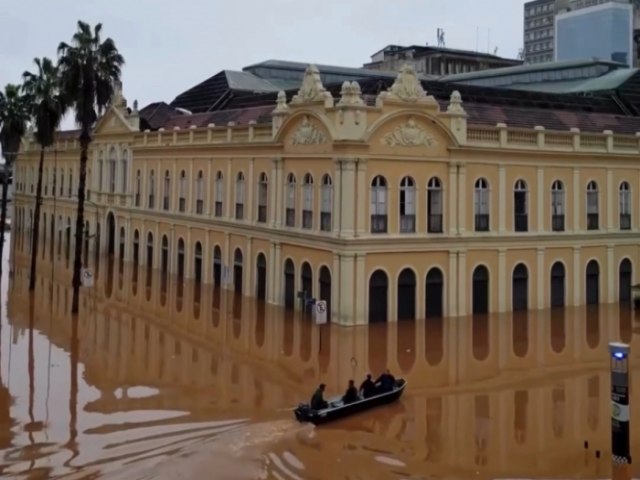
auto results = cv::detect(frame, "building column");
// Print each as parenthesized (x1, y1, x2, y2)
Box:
(223, 232, 230, 289)
(354, 253, 366, 322)
(332, 160, 342, 236)
(204, 230, 211, 285)
(266, 241, 276, 303)
(448, 250, 457, 317)
(185, 227, 192, 279)
(606, 169, 613, 232)
(206, 159, 213, 216)
(187, 160, 194, 214)
(244, 236, 253, 297)
(458, 164, 467, 234)
(170, 225, 176, 274)
(573, 168, 580, 232)
(537, 247, 545, 309)
(339, 159, 356, 237)
(355, 159, 367, 237)
(457, 249, 467, 315)
(270, 157, 282, 228)
(498, 248, 506, 312)
(536, 167, 544, 233)
(573, 246, 581, 306)
(338, 253, 356, 325)
(498, 165, 506, 233)
(271, 241, 282, 305)
(247, 158, 255, 223)
(331, 253, 340, 323)
(607, 244, 615, 303)
(225, 158, 232, 220)
(448, 164, 458, 235)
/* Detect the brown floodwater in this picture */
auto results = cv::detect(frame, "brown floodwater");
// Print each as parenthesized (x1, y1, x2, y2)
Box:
(2, 239, 640, 479)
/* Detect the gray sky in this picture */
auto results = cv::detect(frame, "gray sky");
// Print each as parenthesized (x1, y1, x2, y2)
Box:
(0, 0, 528, 130)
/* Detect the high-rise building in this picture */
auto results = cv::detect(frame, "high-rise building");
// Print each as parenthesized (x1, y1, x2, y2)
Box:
(556, 1, 635, 65)
(523, 0, 568, 64)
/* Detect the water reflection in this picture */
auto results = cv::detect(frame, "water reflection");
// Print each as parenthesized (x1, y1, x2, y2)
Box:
(2, 248, 640, 479)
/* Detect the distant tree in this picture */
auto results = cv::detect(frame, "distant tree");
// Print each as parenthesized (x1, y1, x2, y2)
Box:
(22, 57, 66, 290)
(0, 84, 30, 275)
(57, 20, 124, 313)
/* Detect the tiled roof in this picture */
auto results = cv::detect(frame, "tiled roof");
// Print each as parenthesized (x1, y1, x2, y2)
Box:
(160, 105, 274, 129)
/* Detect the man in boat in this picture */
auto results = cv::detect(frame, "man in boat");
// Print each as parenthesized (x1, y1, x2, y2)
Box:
(310, 383, 329, 410)
(342, 380, 359, 404)
(374, 369, 396, 394)
(359, 374, 376, 399)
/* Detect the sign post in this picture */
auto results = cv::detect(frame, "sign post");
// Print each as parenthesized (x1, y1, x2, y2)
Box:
(609, 342, 631, 480)
(314, 300, 327, 325)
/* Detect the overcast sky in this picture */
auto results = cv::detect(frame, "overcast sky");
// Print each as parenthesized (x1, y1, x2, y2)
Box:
(0, 0, 528, 130)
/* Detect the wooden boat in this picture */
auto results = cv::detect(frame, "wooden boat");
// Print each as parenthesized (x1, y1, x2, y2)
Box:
(294, 379, 407, 425)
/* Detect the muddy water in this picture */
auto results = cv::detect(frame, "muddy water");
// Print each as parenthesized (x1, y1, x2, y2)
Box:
(1, 246, 640, 479)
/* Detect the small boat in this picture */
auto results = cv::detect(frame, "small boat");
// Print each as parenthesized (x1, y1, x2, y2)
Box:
(294, 379, 407, 425)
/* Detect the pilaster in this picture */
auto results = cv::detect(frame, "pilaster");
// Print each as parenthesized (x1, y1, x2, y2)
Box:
(338, 253, 356, 324)
(573, 246, 581, 306)
(267, 241, 276, 303)
(498, 165, 506, 233)
(223, 232, 230, 289)
(244, 236, 253, 297)
(498, 249, 506, 312)
(247, 158, 255, 223)
(448, 250, 457, 316)
(355, 159, 367, 236)
(537, 247, 545, 309)
(339, 159, 357, 237)
(457, 250, 467, 315)
(607, 244, 615, 303)
(271, 157, 282, 228)
(331, 253, 340, 322)
(332, 160, 342, 236)
(536, 167, 544, 232)
(448, 164, 458, 235)
(572, 168, 580, 232)
(354, 253, 366, 321)
(458, 164, 467, 234)
(606, 169, 613, 231)
(225, 158, 232, 219)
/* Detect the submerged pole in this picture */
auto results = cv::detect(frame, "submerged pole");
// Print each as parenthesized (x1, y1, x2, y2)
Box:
(609, 342, 631, 480)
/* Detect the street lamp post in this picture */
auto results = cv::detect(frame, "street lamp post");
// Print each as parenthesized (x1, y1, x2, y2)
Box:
(609, 342, 631, 480)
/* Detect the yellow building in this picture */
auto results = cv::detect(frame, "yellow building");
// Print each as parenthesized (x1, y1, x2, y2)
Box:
(12, 64, 640, 325)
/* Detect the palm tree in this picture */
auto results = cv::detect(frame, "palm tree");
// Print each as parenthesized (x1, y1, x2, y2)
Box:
(0, 84, 30, 275)
(58, 21, 124, 314)
(22, 58, 65, 291)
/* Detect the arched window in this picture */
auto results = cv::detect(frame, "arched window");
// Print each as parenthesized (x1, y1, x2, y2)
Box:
(120, 149, 128, 193)
(427, 177, 443, 233)
(135, 170, 141, 207)
(514, 179, 528, 232)
(551, 180, 564, 232)
(109, 147, 117, 193)
(97, 150, 103, 191)
(619, 181, 631, 230)
(214, 171, 224, 217)
(286, 173, 296, 227)
(370, 175, 388, 233)
(302, 173, 314, 229)
(195, 170, 204, 214)
(586, 181, 599, 230)
(68, 168, 73, 197)
(257, 172, 268, 223)
(235, 172, 245, 220)
(474, 178, 489, 231)
(399, 176, 416, 233)
(178, 170, 187, 212)
(321, 174, 332, 232)
(148, 170, 155, 208)
(163, 170, 171, 210)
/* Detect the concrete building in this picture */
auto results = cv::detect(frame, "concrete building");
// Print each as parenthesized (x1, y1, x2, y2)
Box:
(523, 0, 569, 64)
(12, 63, 640, 325)
(363, 45, 522, 76)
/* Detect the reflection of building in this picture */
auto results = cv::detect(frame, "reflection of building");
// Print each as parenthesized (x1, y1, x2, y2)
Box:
(12, 62, 640, 326)
(364, 45, 522, 76)
(7, 256, 640, 478)
(556, 1, 635, 66)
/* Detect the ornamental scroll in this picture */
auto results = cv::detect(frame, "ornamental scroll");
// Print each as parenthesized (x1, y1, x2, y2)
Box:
(382, 117, 436, 148)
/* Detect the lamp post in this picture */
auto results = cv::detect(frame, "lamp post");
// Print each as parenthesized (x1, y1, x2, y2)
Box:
(609, 342, 631, 480)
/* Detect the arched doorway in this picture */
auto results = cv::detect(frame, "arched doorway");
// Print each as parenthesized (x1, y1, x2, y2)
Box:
(161, 235, 169, 274)
(512, 263, 528, 311)
(425, 267, 444, 318)
(318, 266, 331, 321)
(194, 242, 202, 283)
(256, 253, 267, 301)
(397, 268, 416, 320)
(106, 212, 115, 256)
(369, 270, 388, 323)
(472, 265, 489, 315)
(284, 259, 295, 309)
(301, 262, 313, 313)
(586, 260, 599, 305)
(233, 248, 243, 294)
(550, 262, 565, 308)
(213, 246, 222, 287)
(619, 259, 632, 304)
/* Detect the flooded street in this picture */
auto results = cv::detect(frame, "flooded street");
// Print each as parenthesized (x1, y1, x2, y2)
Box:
(1, 238, 640, 479)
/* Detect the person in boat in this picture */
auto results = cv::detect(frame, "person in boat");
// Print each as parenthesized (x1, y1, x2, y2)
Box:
(374, 369, 396, 393)
(359, 374, 376, 399)
(342, 380, 359, 404)
(310, 383, 329, 410)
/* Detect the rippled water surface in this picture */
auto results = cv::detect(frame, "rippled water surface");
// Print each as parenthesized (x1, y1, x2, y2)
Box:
(1, 235, 640, 479)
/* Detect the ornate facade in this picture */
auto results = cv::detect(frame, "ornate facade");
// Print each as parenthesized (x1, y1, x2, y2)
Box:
(12, 64, 640, 325)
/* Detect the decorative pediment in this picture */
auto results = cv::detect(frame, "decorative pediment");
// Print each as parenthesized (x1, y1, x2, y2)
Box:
(290, 116, 327, 145)
(93, 105, 139, 135)
(291, 65, 332, 104)
(382, 117, 436, 148)
(378, 64, 437, 105)
(337, 81, 364, 107)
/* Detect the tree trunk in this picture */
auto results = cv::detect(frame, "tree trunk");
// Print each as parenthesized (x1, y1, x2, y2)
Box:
(0, 164, 11, 277)
(29, 147, 45, 290)
(71, 131, 90, 314)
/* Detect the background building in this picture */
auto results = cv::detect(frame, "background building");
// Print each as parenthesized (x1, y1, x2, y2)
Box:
(556, 0, 635, 65)
(523, 0, 568, 64)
